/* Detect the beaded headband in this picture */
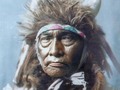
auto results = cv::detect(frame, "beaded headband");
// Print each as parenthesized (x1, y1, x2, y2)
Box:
(36, 24, 86, 39)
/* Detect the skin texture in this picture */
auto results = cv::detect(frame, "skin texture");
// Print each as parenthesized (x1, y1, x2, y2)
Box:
(37, 30, 84, 77)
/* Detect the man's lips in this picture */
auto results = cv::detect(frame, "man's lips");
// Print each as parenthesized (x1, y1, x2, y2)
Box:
(49, 62, 67, 67)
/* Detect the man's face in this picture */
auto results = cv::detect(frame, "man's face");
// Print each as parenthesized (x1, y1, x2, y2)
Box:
(37, 30, 84, 77)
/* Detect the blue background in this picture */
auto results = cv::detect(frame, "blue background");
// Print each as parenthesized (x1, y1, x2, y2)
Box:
(0, 0, 120, 89)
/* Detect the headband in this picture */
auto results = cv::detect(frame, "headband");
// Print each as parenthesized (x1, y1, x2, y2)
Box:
(36, 24, 86, 39)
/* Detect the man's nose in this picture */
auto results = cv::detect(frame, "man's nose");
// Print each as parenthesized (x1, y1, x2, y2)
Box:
(49, 39, 64, 57)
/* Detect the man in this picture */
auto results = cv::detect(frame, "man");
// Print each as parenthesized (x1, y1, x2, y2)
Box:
(4, 0, 120, 90)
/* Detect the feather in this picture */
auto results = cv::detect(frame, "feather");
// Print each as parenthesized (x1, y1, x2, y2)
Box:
(100, 36, 120, 73)
(13, 41, 30, 85)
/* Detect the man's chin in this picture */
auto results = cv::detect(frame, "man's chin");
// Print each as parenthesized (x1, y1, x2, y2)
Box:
(43, 66, 69, 77)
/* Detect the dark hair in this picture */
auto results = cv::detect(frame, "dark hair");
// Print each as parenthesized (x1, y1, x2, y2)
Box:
(15, 0, 120, 89)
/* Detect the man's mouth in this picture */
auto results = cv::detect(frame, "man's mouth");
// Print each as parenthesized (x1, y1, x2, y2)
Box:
(49, 62, 67, 68)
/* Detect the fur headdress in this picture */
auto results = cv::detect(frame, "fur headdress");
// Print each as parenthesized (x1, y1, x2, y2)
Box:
(13, 0, 120, 90)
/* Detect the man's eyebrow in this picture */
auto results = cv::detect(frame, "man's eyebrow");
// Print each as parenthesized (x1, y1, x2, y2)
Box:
(58, 31, 75, 35)
(40, 30, 74, 37)
(40, 31, 52, 36)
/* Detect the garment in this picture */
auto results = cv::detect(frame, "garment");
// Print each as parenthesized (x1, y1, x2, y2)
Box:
(48, 72, 87, 90)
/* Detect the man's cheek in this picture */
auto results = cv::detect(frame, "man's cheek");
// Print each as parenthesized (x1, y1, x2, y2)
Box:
(39, 48, 49, 58)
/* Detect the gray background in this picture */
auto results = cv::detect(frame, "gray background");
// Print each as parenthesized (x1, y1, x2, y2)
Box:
(0, 0, 120, 89)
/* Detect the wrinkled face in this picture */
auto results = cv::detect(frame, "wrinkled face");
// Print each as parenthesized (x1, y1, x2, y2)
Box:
(37, 30, 84, 77)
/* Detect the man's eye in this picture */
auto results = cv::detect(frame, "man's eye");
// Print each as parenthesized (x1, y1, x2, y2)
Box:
(61, 35, 75, 46)
(62, 35, 72, 41)
(41, 37, 51, 42)
(40, 36, 52, 47)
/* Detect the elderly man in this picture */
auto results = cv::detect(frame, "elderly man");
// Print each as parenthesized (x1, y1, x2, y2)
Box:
(4, 0, 120, 90)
